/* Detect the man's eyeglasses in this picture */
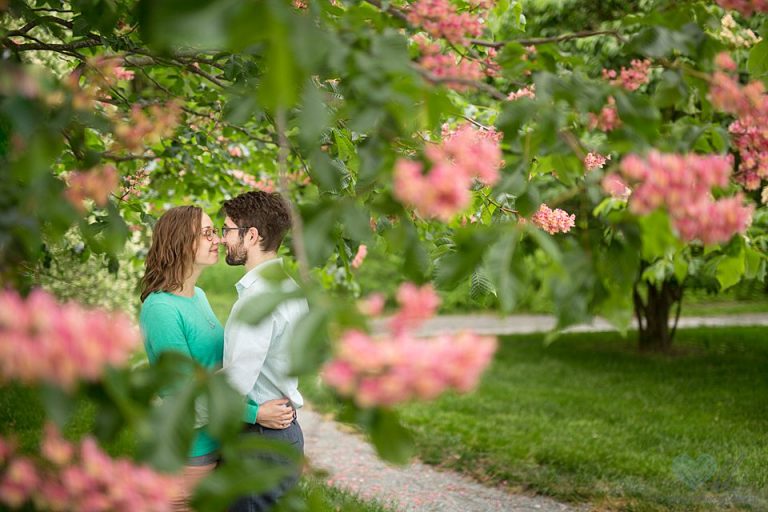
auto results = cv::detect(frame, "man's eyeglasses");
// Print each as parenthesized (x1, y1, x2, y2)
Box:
(200, 227, 219, 242)
(221, 225, 251, 236)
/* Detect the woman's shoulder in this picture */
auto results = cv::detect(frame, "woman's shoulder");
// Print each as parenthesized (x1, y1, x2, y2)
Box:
(141, 292, 182, 314)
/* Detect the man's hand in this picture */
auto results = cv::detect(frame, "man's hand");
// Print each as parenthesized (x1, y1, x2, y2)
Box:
(255, 398, 294, 429)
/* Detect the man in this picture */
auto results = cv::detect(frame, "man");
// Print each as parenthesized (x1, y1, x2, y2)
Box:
(220, 191, 307, 511)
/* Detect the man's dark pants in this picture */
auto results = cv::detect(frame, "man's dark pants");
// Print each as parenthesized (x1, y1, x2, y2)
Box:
(229, 418, 304, 512)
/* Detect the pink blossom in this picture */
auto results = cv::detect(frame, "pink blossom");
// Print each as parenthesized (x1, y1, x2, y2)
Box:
(710, 67, 768, 189)
(602, 174, 632, 199)
(112, 66, 134, 81)
(0, 457, 39, 508)
(393, 123, 503, 221)
(388, 282, 441, 334)
(0, 430, 180, 512)
(715, 52, 738, 71)
(612, 151, 754, 245)
(602, 59, 652, 91)
(406, 0, 486, 44)
(531, 204, 576, 235)
(321, 329, 496, 407)
(113, 101, 181, 152)
(715, 0, 768, 17)
(64, 165, 119, 212)
(584, 152, 611, 171)
(351, 244, 368, 269)
(228, 145, 244, 158)
(419, 53, 485, 91)
(358, 293, 386, 316)
(0, 289, 140, 390)
(229, 169, 259, 188)
(507, 85, 535, 101)
(588, 96, 621, 132)
(41, 423, 74, 466)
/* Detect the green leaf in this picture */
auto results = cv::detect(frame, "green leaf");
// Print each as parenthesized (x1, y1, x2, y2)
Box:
(136, 377, 199, 472)
(205, 373, 246, 440)
(258, 8, 300, 109)
(470, 268, 496, 301)
(654, 69, 687, 108)
(614, 91, 661, 141)
(39, 384, 76, 428)
(673, 251, 689, 283)
(435, 229, 495, 289)
(638, 210, 679, 260)
(369, 409, 413, 464)
(485, 231, 518, 313)
(716, 251, 745, 291)
(289, 308, 330, 376)
(744, 246, 765, 280)
(748, 40, 768, 78)
(235, 289, 305, 326)
(297, 82, 330, 148)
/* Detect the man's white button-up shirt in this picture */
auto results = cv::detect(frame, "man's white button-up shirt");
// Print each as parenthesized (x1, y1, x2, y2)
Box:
(223, 258, 306, 410)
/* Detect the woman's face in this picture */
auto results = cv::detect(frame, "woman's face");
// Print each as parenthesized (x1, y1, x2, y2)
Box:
(194, 213, 220, 267)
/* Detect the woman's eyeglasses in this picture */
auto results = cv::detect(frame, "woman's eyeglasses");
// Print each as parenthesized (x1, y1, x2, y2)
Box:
(200, 227, 219, 241)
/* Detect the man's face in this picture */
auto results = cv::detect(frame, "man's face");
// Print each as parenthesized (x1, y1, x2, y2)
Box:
(221, 216, 247, 266)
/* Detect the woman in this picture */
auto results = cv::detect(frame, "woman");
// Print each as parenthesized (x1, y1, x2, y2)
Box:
(139, 206, 292, 511)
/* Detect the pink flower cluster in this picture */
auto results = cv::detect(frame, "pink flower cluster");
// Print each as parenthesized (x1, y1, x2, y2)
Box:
(114, 101, 181, 152)
(507, 84, 536, 101)
(612, 151, 754, 244)
(531, 204, 576, 235)
(415, 37, 484, 91)
(709, 61, 768, 189)
(0, 426, 179, 511)
(121, 166, 152, 199)
(601, 174, 632, 199)
(394, 123, 503, 221)
(584, 152, 610, 171)
(228, 145, 244, 158)
(588, 96, 621, 132)
(351, 244, 368, 269)
(322, 283, 497, 407)
(715, 0, 768, 16)
(64, 165, 119, 212)
(406, 0, 485, 44)
(389, 282, 441, 334)
(0, 289, 140, 390)
(602, 59, 652, 91)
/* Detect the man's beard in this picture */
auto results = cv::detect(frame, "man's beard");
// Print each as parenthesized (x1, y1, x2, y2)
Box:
(225, 241, 247, 266)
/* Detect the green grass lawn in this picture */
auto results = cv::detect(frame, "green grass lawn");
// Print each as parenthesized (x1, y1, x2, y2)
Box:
(197, 259, 243, 322)
(303, 327, 768, 511)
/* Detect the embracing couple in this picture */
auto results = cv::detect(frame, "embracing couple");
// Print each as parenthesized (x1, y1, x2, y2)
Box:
(138, 191, 306, 512)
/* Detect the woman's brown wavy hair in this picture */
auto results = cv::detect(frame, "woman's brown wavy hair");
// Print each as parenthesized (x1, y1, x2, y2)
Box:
(140, 205, 202, 302)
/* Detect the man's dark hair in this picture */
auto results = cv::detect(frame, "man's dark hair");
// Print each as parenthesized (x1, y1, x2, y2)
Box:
(222, 191, 292, 252)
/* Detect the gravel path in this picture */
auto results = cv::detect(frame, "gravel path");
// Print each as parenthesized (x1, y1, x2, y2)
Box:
(303, 313, 768, 511)
(373, 312, 768, 337)
(300, 406, 582, 512)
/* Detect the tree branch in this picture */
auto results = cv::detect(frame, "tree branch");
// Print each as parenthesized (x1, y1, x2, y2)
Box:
(413, 65, 507, 100)
(275, 108, 311, 284)
(470, 30, 627, 49)
(2, 38, 102, 53)
(363, 0, 408, 22)
(5, 15, 74, 37)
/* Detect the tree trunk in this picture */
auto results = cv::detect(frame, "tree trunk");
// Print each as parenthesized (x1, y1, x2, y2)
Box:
(633, 278, 683, 352)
